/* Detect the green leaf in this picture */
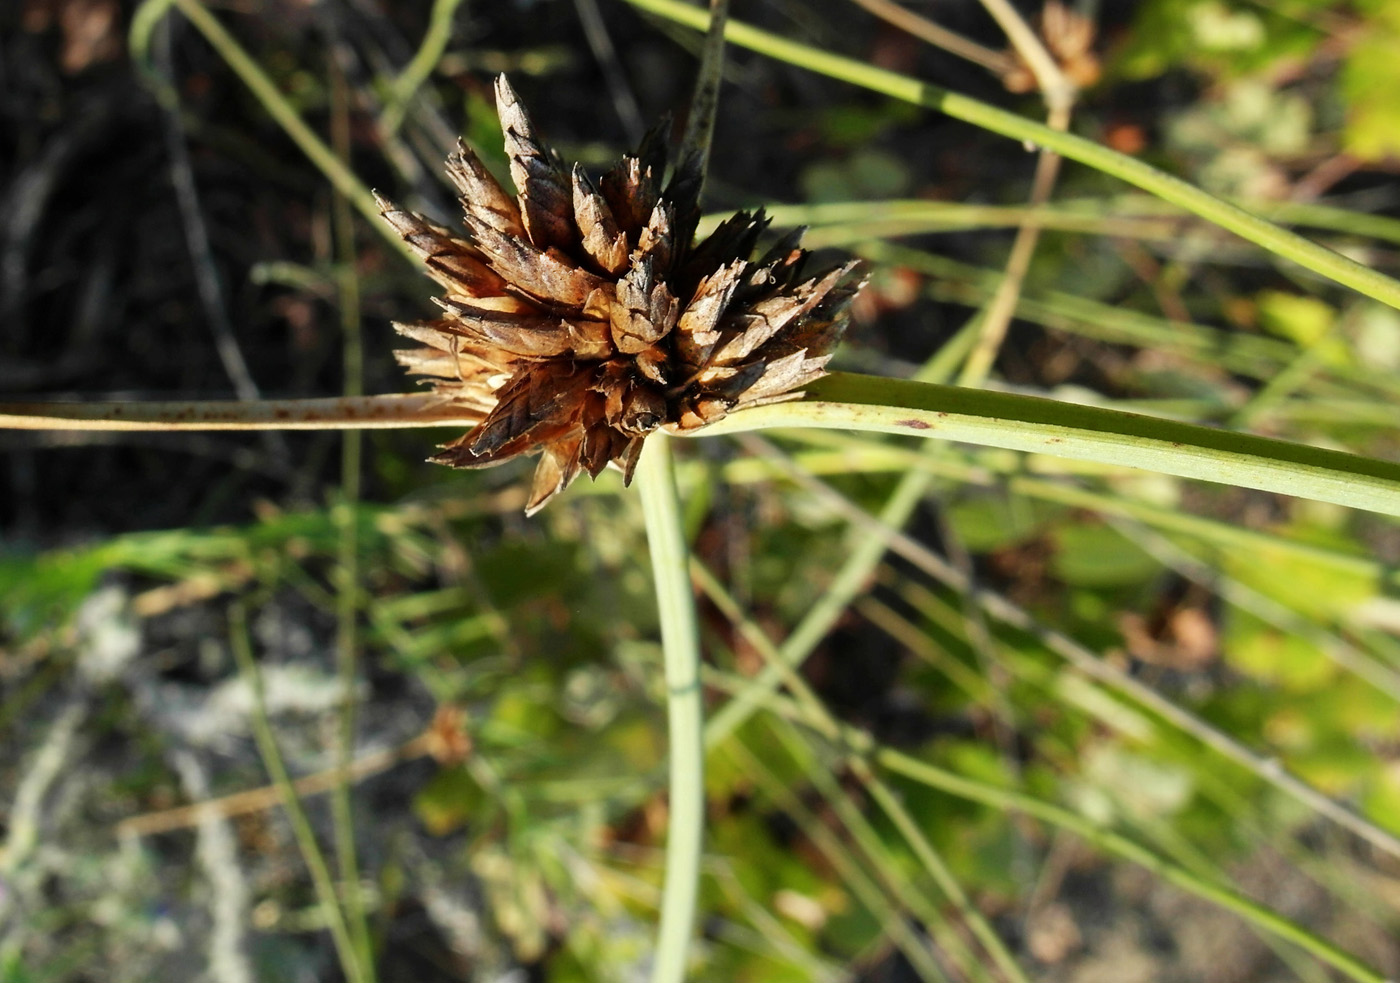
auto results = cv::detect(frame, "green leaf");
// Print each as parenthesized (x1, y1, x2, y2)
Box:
(1342, 24, 1400, 161)
(1361, 764, 1400, 835)
(1223, 535, 1375, 620)
(695, 373, 1400, 518)
(946, 496, 1047, 553)
(413, 765, 486, 836)
(1082, 745, 1196, 821)
(0, 548, 109, 640)
(1050, 523, 1160, 587)
(1287, 741, 1378, 795)
(1223, 610, 1334, 690)
(1257, 290, 1335, 346)
(1115, 0, 1324, 79)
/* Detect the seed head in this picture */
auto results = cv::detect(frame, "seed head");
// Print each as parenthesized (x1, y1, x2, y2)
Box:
(378, 75, 863, 514)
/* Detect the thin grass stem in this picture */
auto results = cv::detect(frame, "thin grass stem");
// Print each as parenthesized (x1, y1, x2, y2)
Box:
(847, 0, 1013, 75)
(736, 444, 1400, 863)
(0, 394, 476, 430)
(1112, 192, 1400, 248)
(975, 0, 1075, 112)
(958, 99, 1070, 386)
(381, 0, 469, 135)
(637, 435, 706, 983)
(698, 561, 1027, 983)
(779, 734, 998, 983)
(329, 63, 375, 980)
(142, 0, 415, 261)
(722, 738, 953, 983)
(703, 673, 1390, 983)
(678, 0, 730, 188)
(227, 604, 367, 983)
(573, 0, 646, 143)
(623, 0, 1400, 311)
(853, 758, 1029, 983)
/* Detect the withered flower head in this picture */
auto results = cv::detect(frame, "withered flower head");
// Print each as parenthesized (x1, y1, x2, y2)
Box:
(377, 75, 863, 514)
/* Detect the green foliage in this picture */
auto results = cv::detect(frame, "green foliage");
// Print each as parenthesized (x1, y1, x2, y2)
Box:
(1115, 0, 1325, 79)
(6, 0, 1400, 980)
(1049, 522, 1158, 588)
(1341, 17, 1400, 160)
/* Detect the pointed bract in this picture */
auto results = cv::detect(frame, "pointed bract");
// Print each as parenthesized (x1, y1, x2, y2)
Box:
(495, 75, 575, 253)
(446, 140, 526, 238)
(572, 164, 630, 276)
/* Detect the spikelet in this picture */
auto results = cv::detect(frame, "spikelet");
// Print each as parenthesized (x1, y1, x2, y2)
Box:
(378, 76, 864, 514)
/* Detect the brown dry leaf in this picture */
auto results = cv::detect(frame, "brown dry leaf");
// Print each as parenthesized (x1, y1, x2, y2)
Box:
(380, 75, 864, 514)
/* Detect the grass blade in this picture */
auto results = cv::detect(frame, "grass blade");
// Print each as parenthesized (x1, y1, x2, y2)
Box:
(692, 373, 1400, 517)
(623, 0, 1400, 311)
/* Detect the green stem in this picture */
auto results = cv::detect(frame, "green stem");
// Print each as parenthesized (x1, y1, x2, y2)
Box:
(228, 605, 367, 983)
(381, 0, 468, 134)
(704, 674, 1389, 983)
(728, 444, 1400, 863)
(700, 195, 1400, 247)
(622, 0, 1400, 311)
(329, 65, 375, 980)
(695, 373, 1400, 517)
(723, 737, 954, 983)
(699, 564, 1022, 982)
(637, 435, 705, 983)
(151, 0, 414, 262)
(958, 98, 1070, 386)
(850, 758, 1029, 983)
(765, 429, 1399, 591)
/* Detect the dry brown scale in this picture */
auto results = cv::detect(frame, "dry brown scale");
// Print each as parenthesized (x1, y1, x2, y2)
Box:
(377, 75, 865, 514)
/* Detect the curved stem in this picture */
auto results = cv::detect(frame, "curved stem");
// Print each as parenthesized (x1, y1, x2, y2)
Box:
(623, 0, 1400, 311)
(381, 0, 469, 135)
(689, 373, 1400, 517)
(637, 435, 706, 983)
(6, 374, 1398, 517)
(704, 673, 1389, 983)
(6, 373, 1398, 517)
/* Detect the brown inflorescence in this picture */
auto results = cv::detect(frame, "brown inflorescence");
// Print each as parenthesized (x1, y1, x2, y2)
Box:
(377, 75, 863, 514)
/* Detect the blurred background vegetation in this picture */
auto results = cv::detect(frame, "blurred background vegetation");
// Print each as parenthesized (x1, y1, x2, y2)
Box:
(2, 0, 1399, 981)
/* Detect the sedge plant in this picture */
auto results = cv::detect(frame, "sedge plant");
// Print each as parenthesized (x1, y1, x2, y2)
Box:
(3, 2, 1400, 982)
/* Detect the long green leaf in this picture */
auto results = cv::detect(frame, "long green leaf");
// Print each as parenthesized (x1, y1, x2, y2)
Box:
(691, 373, 1400, 517)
